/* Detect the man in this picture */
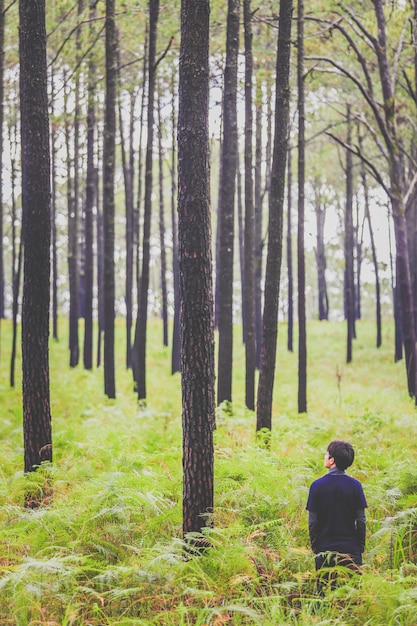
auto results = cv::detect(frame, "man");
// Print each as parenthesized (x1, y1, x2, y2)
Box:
(306, 440, 367, 572)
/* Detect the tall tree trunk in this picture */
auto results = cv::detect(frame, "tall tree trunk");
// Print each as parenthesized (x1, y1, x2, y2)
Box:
(254, 78, 263, 369)
(217, 0, 239, 406)
(171, 69, 180, 374)
(103, 0, 117, 398)
(68, 0, 84, 367)
(178, 0, 215, 538)
(287, 147, 294, 349)
(256, 0, 292, 431)
(158, 88, 168, 347)
(83, 0, 97, 371)
(20, 0, 52, 476)
(133, 0, 159, 400)
(10, 115, 21, 388)
(119, 86, 135, 367)
(237, 151, 245, 342)
(315, 190, 329, 321)
(345, 105, 355, 364)
(135, 23, 148, 318)
(65, 75, 78, 367)
(50, 68, 58, 341)
(361, 156, 381, 347)
(243, 0, 255, 411)
(373, 0, 416, 396)
(297, 0, 307, 413)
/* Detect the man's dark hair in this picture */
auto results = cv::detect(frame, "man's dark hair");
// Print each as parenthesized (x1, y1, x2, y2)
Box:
(327, 440, 354, 471)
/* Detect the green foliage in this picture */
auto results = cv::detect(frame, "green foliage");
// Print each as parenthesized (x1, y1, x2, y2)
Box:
(1, 319, 417, 623)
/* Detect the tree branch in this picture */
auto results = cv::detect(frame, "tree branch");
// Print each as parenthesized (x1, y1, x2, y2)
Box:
(155, 36, 174, 70)
(326, 130, 390, 196)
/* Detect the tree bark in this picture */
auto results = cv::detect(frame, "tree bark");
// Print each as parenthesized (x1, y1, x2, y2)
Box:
(20, 0, 52, 476)
(119, 85, 135, 367)
(158, 88, 168, 347)
(297, 0, 307, 414)
(287, 147, 294, 349)
(103, 0, 117, 398)
(133, 0, 159, 400)
(345, 106, 355, 364)
(217, 0, 239, 406)
(170, 69, 180, 375)
(256, 0, 292, 431)
(372, 0, 416, 396)
(254, 78, 263, 368)
(315, 189, 329, 321)
(178, 0, 215, 538)
(83, 0, 97, 371)
(243, 0, 255, 411)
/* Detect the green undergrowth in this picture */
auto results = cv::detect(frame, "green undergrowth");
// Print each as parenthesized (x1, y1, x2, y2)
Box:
(1, 319, 417, 624)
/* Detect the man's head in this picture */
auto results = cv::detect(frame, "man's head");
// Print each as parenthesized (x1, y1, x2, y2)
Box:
(326, 440, 354, 471)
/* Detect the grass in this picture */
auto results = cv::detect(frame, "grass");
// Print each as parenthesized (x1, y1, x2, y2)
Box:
(1, 317, 417, 624)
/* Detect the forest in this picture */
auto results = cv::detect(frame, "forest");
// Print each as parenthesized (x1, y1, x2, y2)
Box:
(2, 0, 417, 623)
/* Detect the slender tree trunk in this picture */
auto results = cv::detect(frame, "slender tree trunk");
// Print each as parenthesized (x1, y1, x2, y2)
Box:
(361, 157, 381, 347)
(135, 23, 148, 316)
(10, 116, 20, 388)
(20, 0, 52, 476)
(373, 0, 416, 396)
(119, 86, 135, 367)
(244, 0, 255, 411)
(345, 106, 355, 364)
(315, 191, 329, 321)
(297, 0, 307, 413)
(254, 78, 263, 369)
(158, 88, 168, 347)
(103, 0, 117, 398)
(256, 0, 292, 431)
(217, 0, 239, 405)
(287, 147, 294, 349)
(171, 70, 180, 375)
(178, 0, 215, 538)
(65, 75, 79, 367)
(133, 0, 159, 400)
(83, 0, 97, 371)
(50, 68, 58, 341)
(237, 151, 245, 342)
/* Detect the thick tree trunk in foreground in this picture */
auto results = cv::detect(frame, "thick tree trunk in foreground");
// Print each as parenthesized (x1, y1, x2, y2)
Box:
(256, 0, 292, 431)
(20, 0, 52, 475)
(178, 0, 215, 538)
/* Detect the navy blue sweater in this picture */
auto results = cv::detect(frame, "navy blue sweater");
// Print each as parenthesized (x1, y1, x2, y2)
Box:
(306, 469, 367, 555)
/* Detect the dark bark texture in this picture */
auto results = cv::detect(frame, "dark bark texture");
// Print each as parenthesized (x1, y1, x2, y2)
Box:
(103, 0, 117, 398)
(243, 0, 255, 410)
(297, 0, 307, 414)
(178, 0, 215, 537)
(133, 0, 159, 400)
(256, 0, 292, 430)
(217, 0, 239, 405)
(20, 0, 52, 473)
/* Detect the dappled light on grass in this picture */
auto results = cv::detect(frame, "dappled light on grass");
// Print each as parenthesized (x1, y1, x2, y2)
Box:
(1, 320, 417, 623)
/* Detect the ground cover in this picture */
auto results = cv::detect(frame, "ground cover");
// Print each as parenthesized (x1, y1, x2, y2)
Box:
(1, 319, 417, 624)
